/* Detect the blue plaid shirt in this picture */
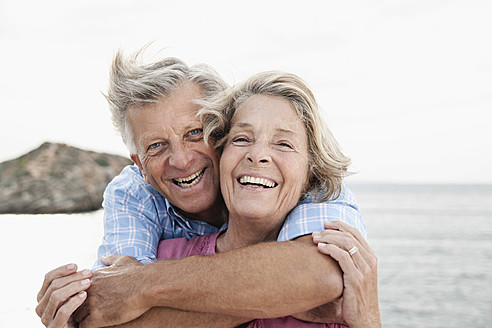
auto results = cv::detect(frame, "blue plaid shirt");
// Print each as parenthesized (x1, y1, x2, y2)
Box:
(94, 165, 365, 268)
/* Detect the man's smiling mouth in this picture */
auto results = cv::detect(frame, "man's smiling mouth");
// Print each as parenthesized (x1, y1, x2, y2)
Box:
(238, 176, 277, 188)
(173, 169, 205, 188)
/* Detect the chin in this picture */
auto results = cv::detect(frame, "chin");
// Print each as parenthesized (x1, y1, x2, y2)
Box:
(186, 196, 218, 214)
(235, 208, 272, 221)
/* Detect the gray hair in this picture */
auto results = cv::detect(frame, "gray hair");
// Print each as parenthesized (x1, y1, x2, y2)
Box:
(200, 71, 352, 201)
(106, 48, 228, 154)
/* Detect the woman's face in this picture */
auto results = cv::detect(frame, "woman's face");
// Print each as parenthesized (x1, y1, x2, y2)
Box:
(220, 94, 309, 227)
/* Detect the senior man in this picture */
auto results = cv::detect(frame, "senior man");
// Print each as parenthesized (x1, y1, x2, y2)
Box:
(36, 49, 365, 328)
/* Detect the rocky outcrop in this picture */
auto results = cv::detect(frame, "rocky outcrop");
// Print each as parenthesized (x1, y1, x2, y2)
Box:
(0, 142, 133, 214)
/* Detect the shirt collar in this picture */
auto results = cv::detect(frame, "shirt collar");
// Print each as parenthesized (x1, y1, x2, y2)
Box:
(164, 198, 228, 231)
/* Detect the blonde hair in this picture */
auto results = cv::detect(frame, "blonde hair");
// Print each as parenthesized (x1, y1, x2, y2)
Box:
(200, 71, 351, 201)
(106, 48, 228, 154)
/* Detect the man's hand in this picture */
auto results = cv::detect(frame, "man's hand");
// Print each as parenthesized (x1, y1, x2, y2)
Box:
(36, 264, 92, 327)
(74, 255, 148, 328)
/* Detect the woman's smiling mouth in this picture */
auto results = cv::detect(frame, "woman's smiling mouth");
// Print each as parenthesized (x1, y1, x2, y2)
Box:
(238, 176, 277, 188)
(173, 169, 205, 188)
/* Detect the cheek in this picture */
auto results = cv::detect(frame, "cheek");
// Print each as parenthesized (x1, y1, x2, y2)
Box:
(219, 155, 230, 189)
(143, 156, 167, 179)
(219, 147, 242, 191)
(283, 158, 309, 195)
(202, 146, 221, 175)
(219, 145, 238, 171)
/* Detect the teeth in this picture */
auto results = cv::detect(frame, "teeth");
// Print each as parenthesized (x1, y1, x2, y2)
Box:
(173, 169, 205, 188)
(175, 170, 202, 183)
(239, 176, 276, 188)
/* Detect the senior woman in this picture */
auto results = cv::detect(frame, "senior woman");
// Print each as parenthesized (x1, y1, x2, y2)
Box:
(152, 71, 381, 328)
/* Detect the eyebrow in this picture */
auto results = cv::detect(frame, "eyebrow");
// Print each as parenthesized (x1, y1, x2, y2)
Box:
(275, 128, 296, 136)
(231, 122, 296, 135)
(139, 134, 163, 149)
(232, 122, 252, 129)
(140, 123, 202, 141)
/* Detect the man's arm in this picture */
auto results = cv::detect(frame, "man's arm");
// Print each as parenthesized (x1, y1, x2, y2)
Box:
(94, 165, 164, 269)
(108, 307, 251, 328)
(77, 186, 363, 327)
(76, 235, 343, 327)
(279, 184, 366, 241)
(147, 235, 343, 316)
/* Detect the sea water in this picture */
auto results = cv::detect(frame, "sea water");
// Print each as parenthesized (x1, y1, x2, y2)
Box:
(1, 184, 491, 327)
(350, 184, 492, 327)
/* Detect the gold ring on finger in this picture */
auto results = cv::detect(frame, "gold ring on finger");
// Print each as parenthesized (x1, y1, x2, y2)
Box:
(348, 246, 359, 256)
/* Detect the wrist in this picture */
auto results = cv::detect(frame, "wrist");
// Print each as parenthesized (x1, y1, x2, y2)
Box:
(138, 263, 164, 310)
(352, 315, 382, 328)
(139, 260, 183, 309)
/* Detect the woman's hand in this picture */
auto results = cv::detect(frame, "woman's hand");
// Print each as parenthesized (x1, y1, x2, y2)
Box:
(36, 263, 92, 327)
(312, 221, 381, 328)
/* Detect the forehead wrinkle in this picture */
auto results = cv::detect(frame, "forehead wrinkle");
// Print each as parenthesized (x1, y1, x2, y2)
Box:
(275, 128, 296, 136)
(140, 119, 202, 141)
(231, 122, 252, 129)
(231, 121, 300, 137)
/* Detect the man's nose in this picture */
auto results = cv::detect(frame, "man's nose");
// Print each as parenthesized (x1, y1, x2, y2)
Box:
(168, 143, 193, 169)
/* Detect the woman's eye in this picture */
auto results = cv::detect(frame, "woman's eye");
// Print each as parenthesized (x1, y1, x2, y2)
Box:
(232, 136, 249, 143)
(278, 142, 293, 150)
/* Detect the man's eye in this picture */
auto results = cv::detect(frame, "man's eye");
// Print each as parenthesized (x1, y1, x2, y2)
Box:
(149, 142, 161, 150)
(189, 128, 202, 136)
(187, 128, 203, 141)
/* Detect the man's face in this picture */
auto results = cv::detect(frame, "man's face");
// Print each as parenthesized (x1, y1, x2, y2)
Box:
(129, 82, 221, 222)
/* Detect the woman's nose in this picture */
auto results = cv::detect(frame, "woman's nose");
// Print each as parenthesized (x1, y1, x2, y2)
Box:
(246, 143, 271, 165)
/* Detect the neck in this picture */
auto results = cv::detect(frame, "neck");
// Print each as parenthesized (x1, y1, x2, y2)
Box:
(216, 214, 284, 253)
(176, 195, 228, 228)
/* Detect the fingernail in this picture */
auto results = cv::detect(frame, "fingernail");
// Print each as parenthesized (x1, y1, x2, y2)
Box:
(67, 263, 75, 270)
(82, 269, 91, 277)
(318, 242, 327, 249)
(79, 291, 87, 298)
(312, 231, 320, 238)
(81, 279, 91, 285)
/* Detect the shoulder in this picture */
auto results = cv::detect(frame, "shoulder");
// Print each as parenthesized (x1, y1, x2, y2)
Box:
(104, 164, 164, 206)
(300, 184, 359, 209)
(280, 184, 367, 240)
(291, 184, 361, 219)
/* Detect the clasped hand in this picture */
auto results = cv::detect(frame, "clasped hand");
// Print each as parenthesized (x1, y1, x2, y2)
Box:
(36, 255, 147, 328)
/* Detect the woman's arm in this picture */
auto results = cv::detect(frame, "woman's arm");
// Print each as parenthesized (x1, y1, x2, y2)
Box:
(306, 221, 381, 328)
(36, 264, 92, 328)
(292, 298, 346, 324)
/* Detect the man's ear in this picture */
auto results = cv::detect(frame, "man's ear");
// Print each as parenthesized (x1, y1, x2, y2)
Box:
(300, 170, 312, 199)
(131, 154, 149, 183)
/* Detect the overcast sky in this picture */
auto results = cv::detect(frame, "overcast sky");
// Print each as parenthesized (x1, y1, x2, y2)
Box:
(1, 0, 491, 184)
